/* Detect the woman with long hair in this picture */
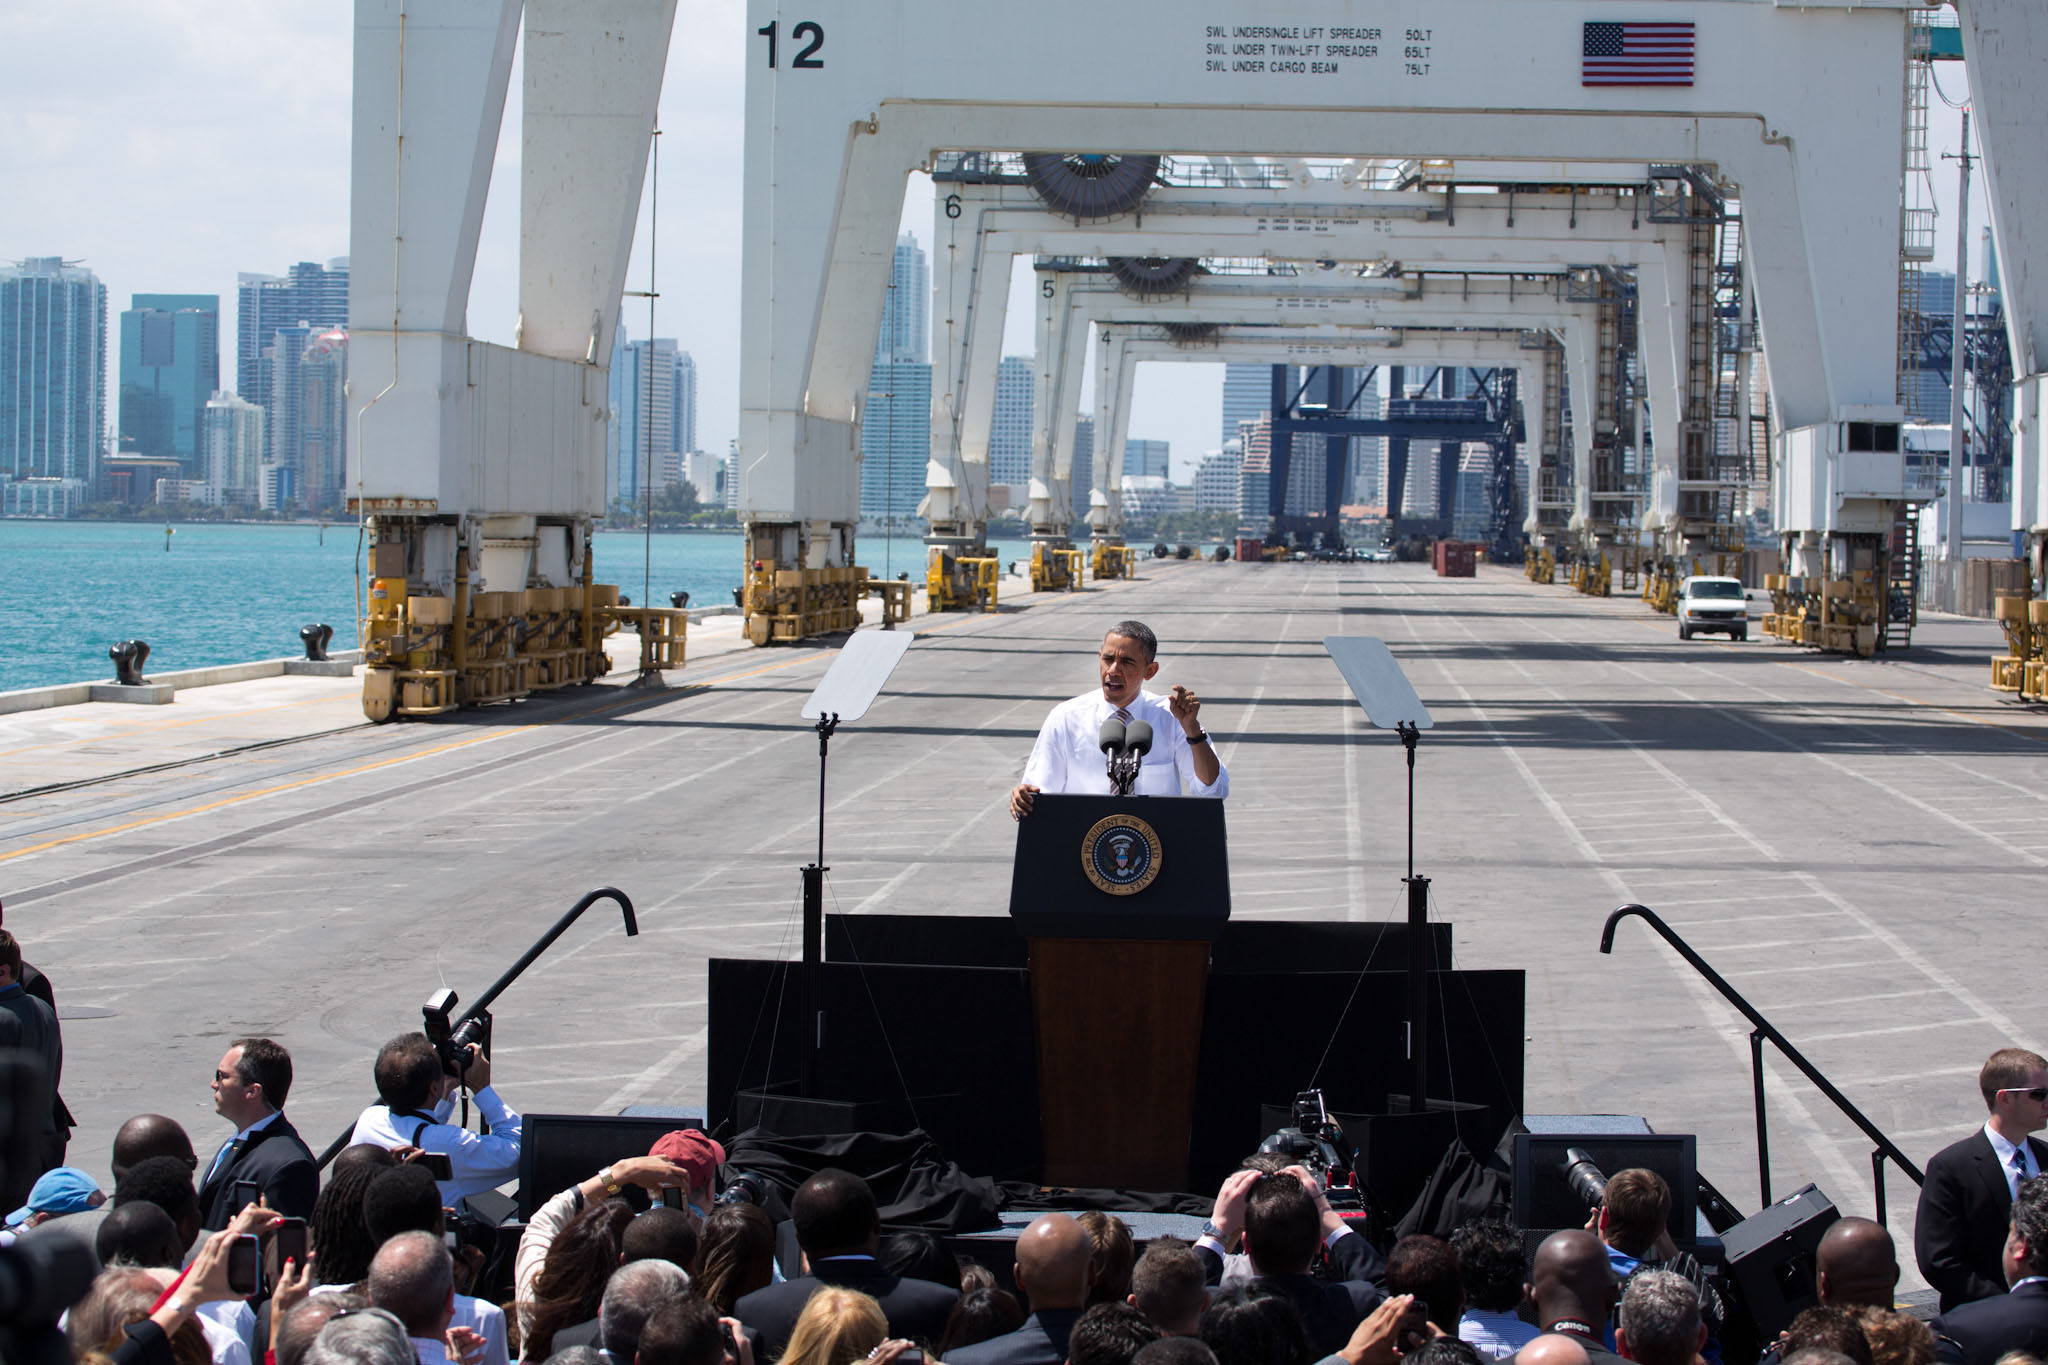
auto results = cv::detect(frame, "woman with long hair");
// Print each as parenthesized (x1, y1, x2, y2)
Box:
(520, 1197, 637, 1360)
(697, 1202, 778, 1315)
(67, 1267, 212, 1365)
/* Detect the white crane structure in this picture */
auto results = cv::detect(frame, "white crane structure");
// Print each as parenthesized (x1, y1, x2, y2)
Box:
(344, 0, 679, 717)
(926, 172, 1695, 557)
(740, 0, 1910, 643)
(1955, 0, 2048, 577)
(1013, 271, 1605, 544)
(928, 175, 1738, 555)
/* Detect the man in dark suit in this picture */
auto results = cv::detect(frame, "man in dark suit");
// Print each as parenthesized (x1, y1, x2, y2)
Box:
(1917, 1048, 2048, 1312)
(197, 1036, 318, 1228)
(0, 929, 62, 1210)
(1190, 1168, 1383, 1355)
(947, 1213, 1097, 1365)
(733, 1168, 958, 1357)
(1933, 1175, 2048, 1365)
(1192, 1161, 1388, 1296)
(0, 903, 74, 1173)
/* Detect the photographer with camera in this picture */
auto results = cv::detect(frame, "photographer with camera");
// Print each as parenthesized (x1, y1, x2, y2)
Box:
(1192, 1165, 1386, 1356)
(1578, 1166, 1722, 1343)
(1195, 1157, 1386, 1297)
(350, 1031, 523, 1204)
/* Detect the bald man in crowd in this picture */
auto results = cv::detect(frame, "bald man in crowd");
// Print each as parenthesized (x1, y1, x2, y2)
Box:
(18, 1112, 196, 1249)
(1514, 1231, 1624, 1365)
(1515, 1335, 1594, 1365)
(949, 1213, 1098, 1365)
(1818, 1219, 1901, 1310)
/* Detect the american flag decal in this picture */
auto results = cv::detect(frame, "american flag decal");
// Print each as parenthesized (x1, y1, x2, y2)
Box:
(1582, 21, 1695, 86)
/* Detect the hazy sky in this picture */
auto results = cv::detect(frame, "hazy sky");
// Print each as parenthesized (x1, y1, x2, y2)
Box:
(1, 4, 1989, 488)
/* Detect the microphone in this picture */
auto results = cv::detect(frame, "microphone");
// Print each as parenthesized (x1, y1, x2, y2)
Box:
(1098, 716, 1127, 755)
(1123, 720, 1153, 756)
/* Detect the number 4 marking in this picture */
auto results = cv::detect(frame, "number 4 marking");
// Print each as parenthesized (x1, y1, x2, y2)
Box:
(759, 19, 826, 68)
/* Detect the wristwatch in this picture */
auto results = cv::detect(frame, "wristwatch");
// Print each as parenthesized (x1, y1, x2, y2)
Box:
(599, 1165, 623, 1197)
(1200, 1219, 1226, 1241)
(1187, 729, 1210, 745)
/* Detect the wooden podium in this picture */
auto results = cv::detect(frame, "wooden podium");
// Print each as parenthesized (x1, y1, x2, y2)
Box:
(1011, 794, 1230, 1189)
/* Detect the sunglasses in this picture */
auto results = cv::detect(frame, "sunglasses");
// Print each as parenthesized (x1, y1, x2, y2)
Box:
(214, 1070, 243, 1085)
(1997, 1087, 2048, 1102)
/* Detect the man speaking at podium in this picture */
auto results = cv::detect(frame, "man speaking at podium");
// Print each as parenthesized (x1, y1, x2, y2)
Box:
(1010, 620, 1228, 819)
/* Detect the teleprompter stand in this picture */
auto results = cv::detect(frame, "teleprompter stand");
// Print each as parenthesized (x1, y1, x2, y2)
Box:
(1009, 794, 1231, 1190)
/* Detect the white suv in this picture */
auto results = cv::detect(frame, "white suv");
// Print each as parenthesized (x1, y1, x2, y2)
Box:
(1678, 575, 1749, 641)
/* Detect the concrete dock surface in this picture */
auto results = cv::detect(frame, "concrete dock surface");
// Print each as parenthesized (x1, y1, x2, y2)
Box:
(2, 560, 2042, 1293)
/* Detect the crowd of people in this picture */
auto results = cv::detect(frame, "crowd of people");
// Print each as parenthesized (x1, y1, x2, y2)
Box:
(11, 911, 2048, 1365)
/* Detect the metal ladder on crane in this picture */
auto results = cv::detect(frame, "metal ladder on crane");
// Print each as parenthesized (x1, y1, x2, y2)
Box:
(1885, 505, 1919, 651)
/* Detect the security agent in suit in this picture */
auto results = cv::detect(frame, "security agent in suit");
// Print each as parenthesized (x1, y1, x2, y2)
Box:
(733, 1168, 958, 1359)
(197, 1036, 318, 1228)
(0, 929, 62, 1209)
(1933, 1174, 2048, 1365)
(0, 902, 75, 1172)
(1189, 1166, 1386, 1357)
(1917, 1047, 2048, 1312)
(945, 1213, 1096, 1365)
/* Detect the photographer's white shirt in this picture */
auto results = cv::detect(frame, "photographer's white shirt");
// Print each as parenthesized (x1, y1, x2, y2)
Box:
(349, 1087, 523, 1203)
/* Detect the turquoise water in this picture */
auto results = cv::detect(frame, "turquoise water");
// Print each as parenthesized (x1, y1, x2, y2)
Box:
(0, 521, 1035, 693)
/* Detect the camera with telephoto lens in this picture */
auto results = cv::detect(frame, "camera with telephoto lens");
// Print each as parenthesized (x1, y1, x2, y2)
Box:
(1561, 1147, 1610, 1208)
(1256, 1088, 1363, 1211)
(422, 988, 492, 1077)
(717, 1171, 768, 1207)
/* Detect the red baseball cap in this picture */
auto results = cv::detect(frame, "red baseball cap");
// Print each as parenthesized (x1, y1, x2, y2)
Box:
(649, 1129, 725, 1188)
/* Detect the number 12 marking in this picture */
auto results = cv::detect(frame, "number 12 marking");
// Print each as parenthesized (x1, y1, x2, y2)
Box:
(758, 19, 826, 68)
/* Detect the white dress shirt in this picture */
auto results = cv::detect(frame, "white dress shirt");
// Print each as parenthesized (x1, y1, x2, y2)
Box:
(1458, 1309, 1541, 1359)
(1022, 689, 1228, 799)
(350, 1090, 523, 1204)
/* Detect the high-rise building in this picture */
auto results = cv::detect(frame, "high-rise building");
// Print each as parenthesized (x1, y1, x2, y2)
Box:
(1071, 415, 1094, 524)
(684, 450, 721, 504)
(861, 362, 931, 524)
(1238, 418, 1328, 520)
(118, 294, 219, 471)
(298, 330, 349, 512)
(1194, 447, 1242, 514)
(1123, 437, 1169, 479)
(1221, 363, 1283, 447)
(990, 355, 1034, 488)
(612, 337, 695, 505)
(1, 257, 107, 516)
(1238, 420, 1272, 524)
(236, 259, 347, 408)
(264, 321, 317, 494)
(675, 350, 698, 459)
(861, 236, 931, 523)
(875, 233, 929, 365)
(1348, 386, 1384, 506)
(202, 391, 266, 508)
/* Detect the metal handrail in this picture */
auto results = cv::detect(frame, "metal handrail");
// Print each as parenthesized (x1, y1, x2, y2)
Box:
(1600, 903, 1924, 1223)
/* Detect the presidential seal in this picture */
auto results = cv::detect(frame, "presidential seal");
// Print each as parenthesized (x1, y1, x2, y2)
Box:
(1082, 813, 1164, 895)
